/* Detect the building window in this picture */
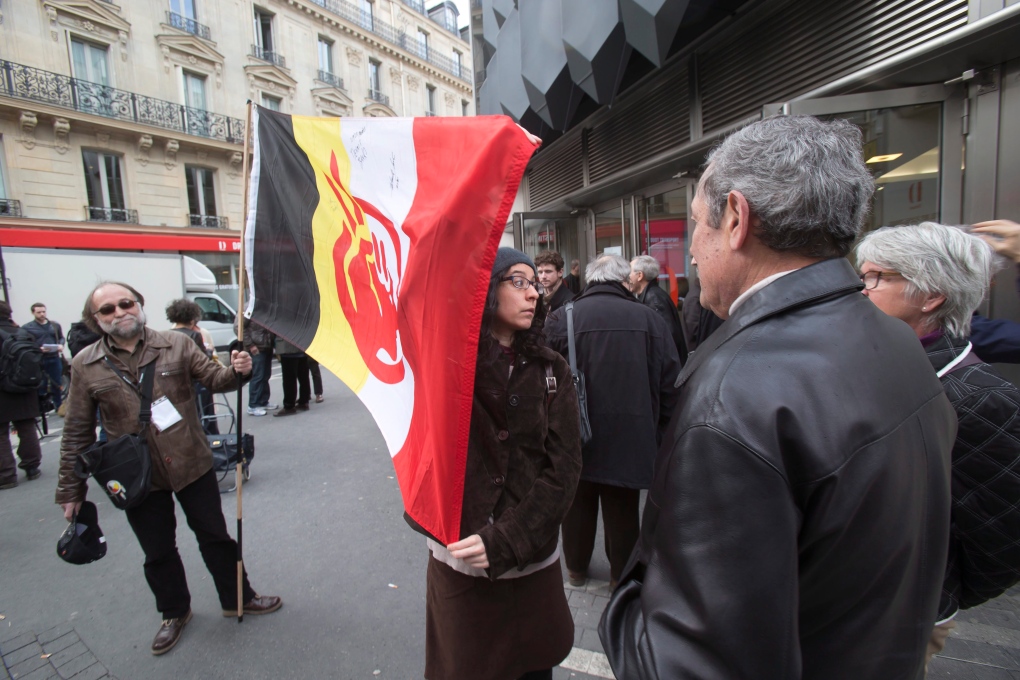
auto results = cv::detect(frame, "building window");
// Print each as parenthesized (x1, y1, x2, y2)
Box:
(253, 8, 274, 54)
(170, 0, 197, 20)
(82, 150, 128, 221)
(462, 99, 469, 117)
(183, 71, 207, 110)
(418, 28, 429, 58)
(453, 48, 462, 77)
(186, 166, 219, 227)
(359, 0, 373, 31)
(261, 94, 281, 111)
(318, 36, 334, 73)
(369, 59, 381, 97)
(426, 85, 436, 116)
(70, 38, 110, 85)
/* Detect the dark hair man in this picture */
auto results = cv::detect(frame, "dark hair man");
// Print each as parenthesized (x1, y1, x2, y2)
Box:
(599, 116, 956, 679)
(629, 255, 686, 362)
(563, 258, 581, 294)
(534, 251, 575, 313)
(545, 254, 680, 589)
(0, 301, 41, 488)
(22, 302, 64, 412)
(55, 282, 282, 656)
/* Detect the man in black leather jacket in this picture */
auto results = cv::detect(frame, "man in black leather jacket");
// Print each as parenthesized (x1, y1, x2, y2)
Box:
(599, 115, 956, 680)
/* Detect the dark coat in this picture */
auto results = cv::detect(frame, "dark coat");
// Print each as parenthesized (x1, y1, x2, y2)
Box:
(66, 322, 101, 359)
(929, 333, 1020, 619)
(679, 274, 724, 352)
(0, 319, 40, 422)
(545, 282, 574, 313)
(600, 259, 956, 680)
(636, 282, 686, 361)
(545, 282, 680, 489)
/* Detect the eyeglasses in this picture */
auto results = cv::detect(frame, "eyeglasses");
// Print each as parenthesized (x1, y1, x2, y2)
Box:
(95, 299, 138, 316)
(500, 275, 546, 296)
(859, 271, 904, 290)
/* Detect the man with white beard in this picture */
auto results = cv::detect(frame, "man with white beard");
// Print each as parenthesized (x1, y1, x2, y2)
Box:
(55, 281, 282, 656)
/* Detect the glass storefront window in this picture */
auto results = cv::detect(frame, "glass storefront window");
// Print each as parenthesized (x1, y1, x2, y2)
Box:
(519, 216, 580, 280)
(595, 205, 623, 257)
(638, 187, 688, 303)
(822, 103, 941, 231)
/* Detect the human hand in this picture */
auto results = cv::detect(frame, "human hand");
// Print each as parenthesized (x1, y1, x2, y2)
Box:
(515, 123, 542, 147)
(447, 534, 489, 569)
(62, 501, 82, 522)
(973, 220, 1020, 263)
(230, 350, 253, 375)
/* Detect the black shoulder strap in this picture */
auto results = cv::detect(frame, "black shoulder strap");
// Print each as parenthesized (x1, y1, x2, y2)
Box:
(103, 357, 156, 425)
(565, 301, 579, 377)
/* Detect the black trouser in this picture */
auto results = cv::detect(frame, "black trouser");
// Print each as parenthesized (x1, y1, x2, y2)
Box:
(125, 468, 255, 619)
(307, 357, 323, 396)
(561, 480, 640, 582)
(0, 419, 41, 481)
(279, 355, 310, 409)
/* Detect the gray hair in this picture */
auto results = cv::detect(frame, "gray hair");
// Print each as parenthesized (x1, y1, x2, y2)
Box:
(586, 255, 631, 284)
(855, 222, 996, 338)
(700, 115, 874, 258)
(631, 255, 660, 282)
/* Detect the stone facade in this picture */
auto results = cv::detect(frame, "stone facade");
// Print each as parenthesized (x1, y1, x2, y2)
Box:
(0, 0, 474, 231)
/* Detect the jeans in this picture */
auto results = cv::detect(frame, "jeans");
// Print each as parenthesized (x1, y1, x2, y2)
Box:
(39, 355, 63, 410)
(248, 348, 273, 407)
(124, 469, 255, 618)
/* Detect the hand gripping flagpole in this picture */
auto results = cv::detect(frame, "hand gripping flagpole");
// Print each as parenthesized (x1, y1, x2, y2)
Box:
(234, 100, 253, 623)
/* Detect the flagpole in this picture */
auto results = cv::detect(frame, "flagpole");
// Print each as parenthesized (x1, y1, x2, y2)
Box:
(235, 100, 253, 623)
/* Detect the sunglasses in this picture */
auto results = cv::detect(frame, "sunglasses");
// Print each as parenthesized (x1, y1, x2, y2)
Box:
(95, 299, 138, 316)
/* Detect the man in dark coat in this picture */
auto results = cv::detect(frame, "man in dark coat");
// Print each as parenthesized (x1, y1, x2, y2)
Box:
(563, 259, 581, 295)
(598, 116, 956, 680)
(546, 255, 680, 588)
(629, 255, 686, 362)
(535, 250, 575, 313)
(0, 301, 41, 488)
(22, 302, 64, 412)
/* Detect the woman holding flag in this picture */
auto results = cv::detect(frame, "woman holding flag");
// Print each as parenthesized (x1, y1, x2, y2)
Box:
(423, 248, 582, 680)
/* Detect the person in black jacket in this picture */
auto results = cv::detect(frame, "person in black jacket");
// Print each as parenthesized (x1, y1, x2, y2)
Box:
(599, 116, 955, 680)
(857, 222, 1020, 671)
(629, 255, 686, 362)
(545, 254, 680, 589)
(0, 301, 41, 488)
(535, 251, 575, 313)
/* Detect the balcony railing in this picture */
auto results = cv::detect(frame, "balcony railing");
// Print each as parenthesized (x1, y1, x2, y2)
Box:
(87, 207, 138, 223)
(166, 11, 212, 40)
(425, 111, 436, 117)
(190, 214, 229, 228)
(305, 0, 471, 82)
(251, 45, 286, 68)
(316, 69, 344, 90)
(367, 88, 390, 106)
(0, 199, 22, 217)
(0, 60, 245, 144)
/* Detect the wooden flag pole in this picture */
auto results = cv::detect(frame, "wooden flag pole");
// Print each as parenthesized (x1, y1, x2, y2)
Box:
(235, 100, 253, 623)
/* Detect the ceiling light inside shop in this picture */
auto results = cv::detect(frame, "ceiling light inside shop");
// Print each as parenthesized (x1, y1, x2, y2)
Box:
(866, 153, 902, 164)
(876, 147, 939, 184)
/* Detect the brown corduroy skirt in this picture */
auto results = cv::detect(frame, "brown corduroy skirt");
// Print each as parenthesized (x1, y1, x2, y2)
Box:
(424, 555, 574, 680)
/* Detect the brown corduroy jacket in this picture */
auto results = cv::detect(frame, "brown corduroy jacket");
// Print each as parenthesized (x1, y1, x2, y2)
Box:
(55, 327, 244, 504)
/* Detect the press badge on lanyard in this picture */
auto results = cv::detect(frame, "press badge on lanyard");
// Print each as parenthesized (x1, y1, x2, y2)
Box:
(150, 396, 183, 431)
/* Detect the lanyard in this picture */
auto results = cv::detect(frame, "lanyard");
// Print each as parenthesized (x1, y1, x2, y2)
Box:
(936, 342, 972, 378)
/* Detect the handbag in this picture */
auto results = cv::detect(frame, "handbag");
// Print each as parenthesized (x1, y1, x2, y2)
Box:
(74, 358, 155, 511)
(209, 433, 255, 473)
(565, 301, 593, 444)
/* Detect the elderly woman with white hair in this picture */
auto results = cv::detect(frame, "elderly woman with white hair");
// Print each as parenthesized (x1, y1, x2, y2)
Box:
(856, 222, 1020, 670)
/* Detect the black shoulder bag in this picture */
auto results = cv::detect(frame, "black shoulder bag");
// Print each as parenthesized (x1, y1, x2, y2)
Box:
(565, 301, 593, 444)
(74, 358, 155, 510)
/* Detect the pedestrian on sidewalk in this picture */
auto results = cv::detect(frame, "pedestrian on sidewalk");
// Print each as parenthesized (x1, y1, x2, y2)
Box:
(235, 317, 277, 416)
(308, 356, 324, 403)
(0, 301, 41, 489)
(409, 248, 582, 680)
(857, 223, 1020, 672)
(56, 281, 282, 656)
(273, 336, 309, 416)
(22, 302, 64, 413)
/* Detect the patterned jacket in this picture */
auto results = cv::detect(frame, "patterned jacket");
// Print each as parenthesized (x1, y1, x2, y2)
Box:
(930, 333, 1020, 619)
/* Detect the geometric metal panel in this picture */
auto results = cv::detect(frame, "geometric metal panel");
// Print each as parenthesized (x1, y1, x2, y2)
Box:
(620, 0, 692, 67)
(561, 0, 630, 105)
(520, 0, 581, 130)
(495, 9, 532, 121)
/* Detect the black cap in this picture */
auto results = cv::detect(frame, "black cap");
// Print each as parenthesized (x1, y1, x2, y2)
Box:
(57, 501, 107, 565)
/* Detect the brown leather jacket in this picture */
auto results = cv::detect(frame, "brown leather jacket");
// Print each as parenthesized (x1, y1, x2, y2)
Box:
(56, 327, 244, 504)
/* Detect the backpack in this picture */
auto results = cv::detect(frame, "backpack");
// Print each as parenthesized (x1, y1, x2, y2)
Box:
(0, 327, 44, 394)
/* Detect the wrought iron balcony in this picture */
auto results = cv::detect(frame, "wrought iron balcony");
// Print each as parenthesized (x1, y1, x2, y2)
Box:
(190, 214, 229, 228)
(251, 45, 286, 68)
(316, 69, 344, 90)
(304, 0, 470, 82)
(0, 199, 22, 217)
(425, 111, 437, 117)
(87, 207, 138, 224)
(166, 11, 212, 40)
(0, 60, 245, 144)
(367, 88, 389, 107)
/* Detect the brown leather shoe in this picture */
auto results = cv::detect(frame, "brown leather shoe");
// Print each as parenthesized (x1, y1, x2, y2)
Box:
(151, 610, 192, 656)
(567, 571, 587, 587)
(222, 594, 283, 617)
